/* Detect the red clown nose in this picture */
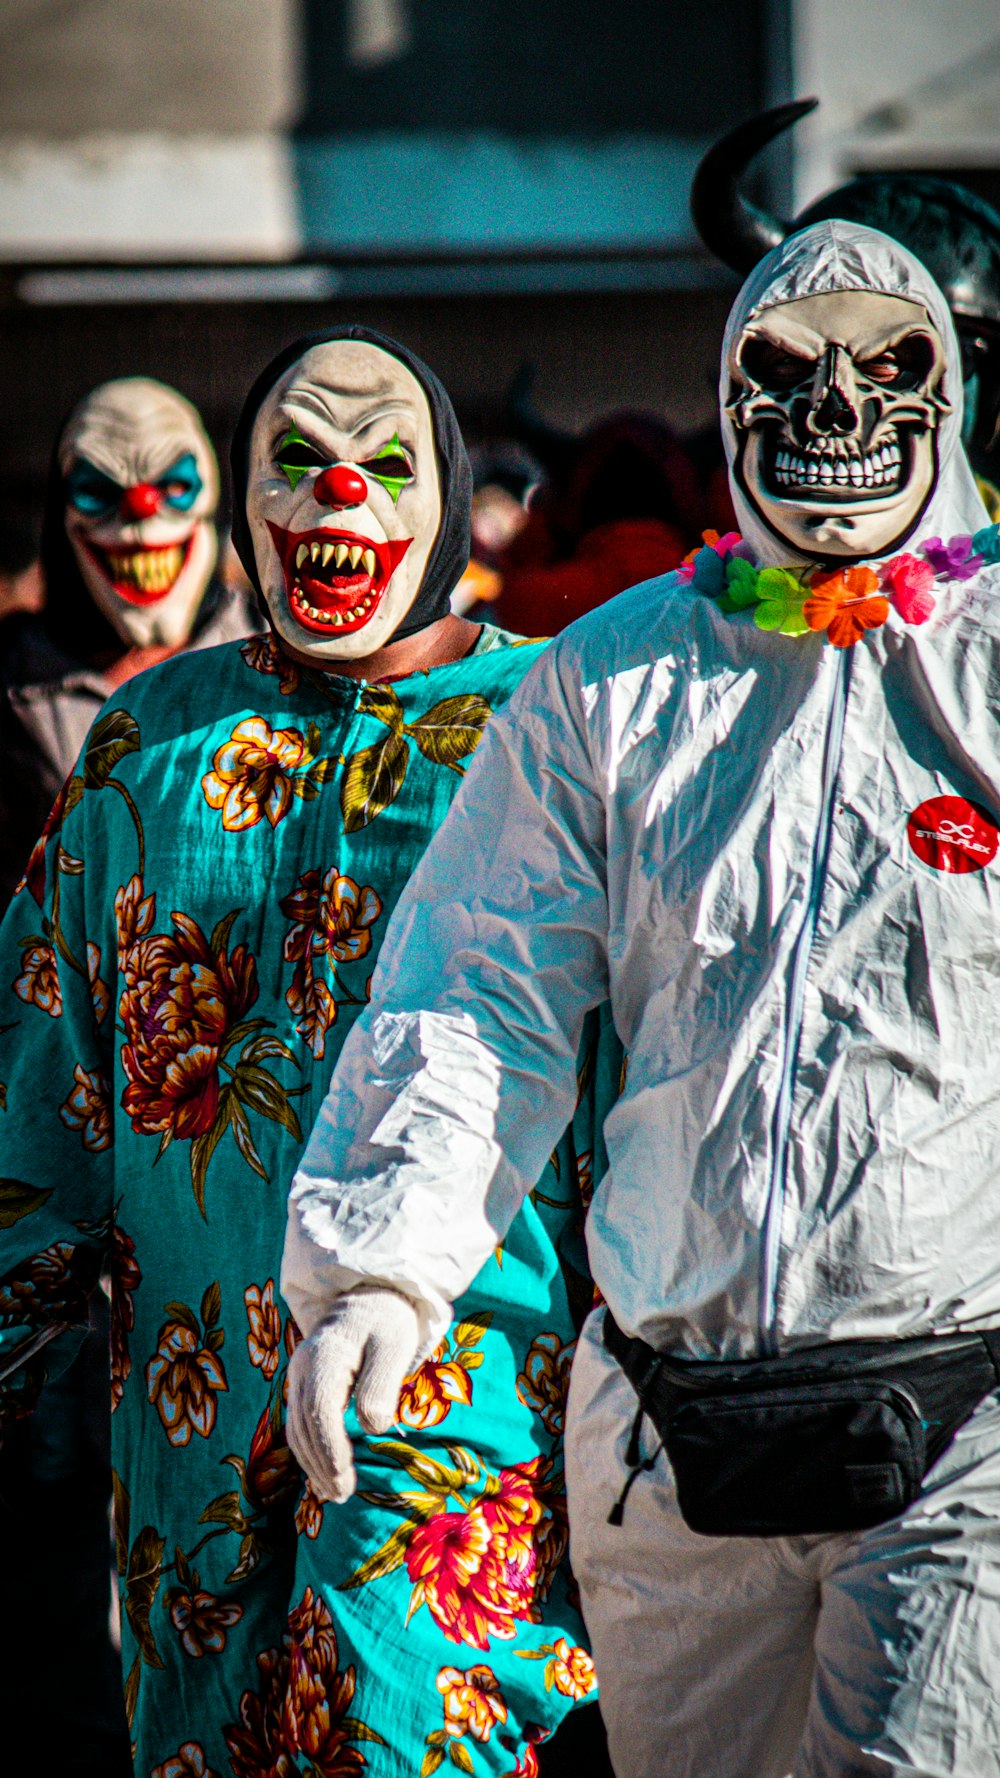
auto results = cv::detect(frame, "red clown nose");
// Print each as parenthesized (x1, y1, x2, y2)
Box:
(120, 482, 161, 520)
(314, 464, 367, 509)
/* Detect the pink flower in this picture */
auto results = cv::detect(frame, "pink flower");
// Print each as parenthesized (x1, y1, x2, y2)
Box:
(677, 528, 746, 583)
(882, 553, 936, 625)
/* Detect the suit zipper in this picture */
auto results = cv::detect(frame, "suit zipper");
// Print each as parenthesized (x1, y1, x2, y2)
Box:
(759, 647, 852, 1355)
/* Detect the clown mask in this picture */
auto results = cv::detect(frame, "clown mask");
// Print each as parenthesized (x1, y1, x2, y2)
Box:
(246, 340, 442, 660)
(61, 378, 219, 648)
(726, 290, 951, 560)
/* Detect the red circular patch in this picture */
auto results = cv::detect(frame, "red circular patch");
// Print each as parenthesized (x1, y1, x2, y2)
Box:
(907, 795, 999, 874)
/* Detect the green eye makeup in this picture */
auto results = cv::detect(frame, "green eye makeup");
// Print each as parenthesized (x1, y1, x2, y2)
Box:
(275, 427, 415, 502)
(275, 425, 327, 491)
(359, 433, 415, 504)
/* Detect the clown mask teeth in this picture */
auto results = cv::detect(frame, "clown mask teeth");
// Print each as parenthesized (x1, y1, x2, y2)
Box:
(101, 540, 189, 602)
(267, 519, 412, 640)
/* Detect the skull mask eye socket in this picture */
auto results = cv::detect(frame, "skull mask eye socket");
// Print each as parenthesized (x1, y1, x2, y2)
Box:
(855, 332, 937, 390)
(739, 336, 814, 393)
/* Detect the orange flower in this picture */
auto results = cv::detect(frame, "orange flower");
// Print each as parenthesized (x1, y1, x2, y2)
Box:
(283, 1587, 376, 1774)
(280, 868, 382, 1059)
(0, 1240, 93, 1328)
(245, 1280, 282, 1381)
(243, 1400, 300, 1511)
(223, 1643, 296, 1778)
(18, 776, 73, 905)
(109, 1223, 141, 1412)
(86, 941, 110, 1024)
(119, 910, 257, 1141)
(516, 1333, 574, 1437)
(14, 939, 62, 1017)
(549, 1639, 596, 1700)
(502, 1741, 544, 1778)
(150, 1743, 221, 1778)
(398, 1342, 473, 1430)
(114, 872, 156, 969)
(202, 716, 309, 832)
(169, 1587, 243, 1658)
(406, 1459, 564, 1649)
(59, 1062, 112, 1151)
(240, 633, 301, 696)
(295, 1481, 325, 1540)
(437, 1664, 508, 1741)
(145, 1320, 228, 1446)
(804, 565, 888, 649)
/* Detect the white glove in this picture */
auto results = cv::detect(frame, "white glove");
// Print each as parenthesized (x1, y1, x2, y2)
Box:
(285, 1286, 421, 1503)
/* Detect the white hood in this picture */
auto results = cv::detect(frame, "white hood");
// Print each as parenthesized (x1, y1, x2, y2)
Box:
(720, 218, 989, 568)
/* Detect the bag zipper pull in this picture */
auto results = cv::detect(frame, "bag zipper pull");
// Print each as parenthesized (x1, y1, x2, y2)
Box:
(608, 1400, 663, 1527)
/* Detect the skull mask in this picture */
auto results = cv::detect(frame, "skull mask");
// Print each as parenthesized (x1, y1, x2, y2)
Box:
(726, 290, 951, 560)
(61, 379, 219, 648)
(245, 340, 443, 661)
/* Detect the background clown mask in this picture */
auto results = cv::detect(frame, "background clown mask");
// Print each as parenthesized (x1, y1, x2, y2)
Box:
(246, 340, 442, 660)
(726, 290, 951, 560)
(61, 378, 219, 648)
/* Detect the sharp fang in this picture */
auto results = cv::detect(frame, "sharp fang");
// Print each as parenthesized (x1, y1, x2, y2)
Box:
(349, 545, 363, 570)
(331, 611, 343, 624)
(334, 543, 349, 568)
(321, 542, 335, 567)
(296, 543, 308, 568)
(362, 548, 376, 575)
(309, 542, 320, 562)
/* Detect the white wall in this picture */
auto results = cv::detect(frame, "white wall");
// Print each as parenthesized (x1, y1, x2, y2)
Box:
(0, 0, 302, 258)
(792, 0, 1000, 205)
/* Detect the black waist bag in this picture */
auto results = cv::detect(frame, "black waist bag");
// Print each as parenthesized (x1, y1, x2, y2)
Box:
(603, 1313, 1000, 1537)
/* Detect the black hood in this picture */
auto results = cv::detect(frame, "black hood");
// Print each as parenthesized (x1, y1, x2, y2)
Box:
(230, 325, 473, 642)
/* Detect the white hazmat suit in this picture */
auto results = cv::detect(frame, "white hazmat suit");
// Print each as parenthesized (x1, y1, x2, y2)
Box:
(283, 223, 1000, 1776)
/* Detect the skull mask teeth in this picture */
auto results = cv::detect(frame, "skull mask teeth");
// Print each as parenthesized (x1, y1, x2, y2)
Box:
(725, 290, 951, 560)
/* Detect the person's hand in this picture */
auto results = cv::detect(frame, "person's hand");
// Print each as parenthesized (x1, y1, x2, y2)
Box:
(285, 1287, 421, 1503)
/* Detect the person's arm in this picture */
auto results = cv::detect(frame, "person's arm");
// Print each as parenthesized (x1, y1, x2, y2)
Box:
(282, 640, 611, 1493)
(0, 742, 116, 1418)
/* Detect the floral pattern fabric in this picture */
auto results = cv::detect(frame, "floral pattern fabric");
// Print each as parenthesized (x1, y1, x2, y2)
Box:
(0, 625, 620, 1777)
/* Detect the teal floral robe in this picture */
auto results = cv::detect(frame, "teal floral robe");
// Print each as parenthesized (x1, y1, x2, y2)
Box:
(0, 626, 620, 1778)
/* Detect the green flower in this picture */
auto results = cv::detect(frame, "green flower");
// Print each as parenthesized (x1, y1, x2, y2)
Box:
(721, 555, 761, 611)
(751, 566, 811, 636)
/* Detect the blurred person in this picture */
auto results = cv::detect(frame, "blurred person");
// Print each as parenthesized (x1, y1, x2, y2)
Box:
(280, 220, 1000, 1778)
(0, 327, 616, 1777)
(493, 411, 703, 634)
(0, 505, 45, 625)
(451, 441, 541, 619)
(0, 376, 262, 906)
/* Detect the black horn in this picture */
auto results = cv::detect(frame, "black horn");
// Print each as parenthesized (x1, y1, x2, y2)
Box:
(691, 98, 819, 275)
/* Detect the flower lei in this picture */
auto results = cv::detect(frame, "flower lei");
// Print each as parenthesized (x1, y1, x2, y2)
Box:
(677, 522, 1000, 649)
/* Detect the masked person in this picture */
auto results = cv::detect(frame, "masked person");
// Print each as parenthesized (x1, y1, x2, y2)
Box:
(0, 327, 614, 1778)
(692, 98, 1000, 514)
(281, 227, 1000, 1778)
(0, 376, 262, 907)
